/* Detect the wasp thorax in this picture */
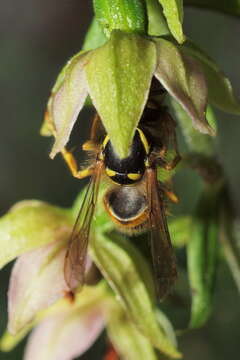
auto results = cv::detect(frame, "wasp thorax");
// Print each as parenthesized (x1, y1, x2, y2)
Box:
(102, 128, 149, 185)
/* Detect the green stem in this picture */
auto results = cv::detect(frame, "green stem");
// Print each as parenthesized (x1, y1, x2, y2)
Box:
(93, 0, 148, 37)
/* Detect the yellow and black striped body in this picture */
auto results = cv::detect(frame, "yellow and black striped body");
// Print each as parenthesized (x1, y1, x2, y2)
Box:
(102, 128, 149, 185)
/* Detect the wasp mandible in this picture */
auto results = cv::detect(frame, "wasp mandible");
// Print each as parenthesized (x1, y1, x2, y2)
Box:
(61, 79, 181, 299)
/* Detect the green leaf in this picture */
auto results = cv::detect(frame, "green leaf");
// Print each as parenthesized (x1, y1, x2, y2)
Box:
(0, 201, 71, 270)
(86, 30, 156, 158)
(170, 98, 216, 155)
(154, 38, 214, 136)
(93, 0, 148, 37)
(82, 16, 107, 51)
(181, 40, 240, 115)
(184, 0, 240, 17)
(146, 0, 170, 36)
(90, 231, 181, 358)
(158, 0, 185, 43)
(107, 301, 158, 360)
(187, 186, 220, 328)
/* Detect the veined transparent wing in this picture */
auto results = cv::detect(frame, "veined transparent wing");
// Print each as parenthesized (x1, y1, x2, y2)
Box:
(64, 160, 103, 291)
(146, 166, 177, 299)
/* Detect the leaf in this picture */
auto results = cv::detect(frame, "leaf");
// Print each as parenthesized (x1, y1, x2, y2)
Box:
(107, 301, 158, 360)
(155, 38, 214, 136)
(86, 30, 156, 158)
(184, 0, 240, 17)
(0, 200, 71, 270)
(49, 52, 90, 158)
(187, 186, 220, 328)
(90, 231, 181, 358)
(82, 16, 107, 51)
(146, 0, 170, 36)
(158, 0, 185, 43)
(181, 40, 240, 115)
(8, 240, 74, 334)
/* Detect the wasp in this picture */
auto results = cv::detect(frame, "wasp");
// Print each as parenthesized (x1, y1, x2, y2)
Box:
(61, 79, 181, 299)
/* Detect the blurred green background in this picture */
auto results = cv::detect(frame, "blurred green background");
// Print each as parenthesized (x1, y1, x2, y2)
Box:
(0, 1, 239, 359)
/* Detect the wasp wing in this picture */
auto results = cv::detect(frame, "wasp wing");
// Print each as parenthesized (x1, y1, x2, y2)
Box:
(64, 160, 103, 291)
(146, 166, 177, 299)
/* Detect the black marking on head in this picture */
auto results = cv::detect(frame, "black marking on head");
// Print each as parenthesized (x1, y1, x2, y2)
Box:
(103, 130, 148, 185)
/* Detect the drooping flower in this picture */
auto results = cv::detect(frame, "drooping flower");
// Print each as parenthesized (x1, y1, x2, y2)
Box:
(0, 196, 181, 359)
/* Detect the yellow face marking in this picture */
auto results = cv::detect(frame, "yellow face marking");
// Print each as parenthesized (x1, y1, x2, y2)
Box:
(102, 134, 110, 149)
(106, 167, 116, 177)
(136, 128, 149, 154)
(127, 173, 141, 181)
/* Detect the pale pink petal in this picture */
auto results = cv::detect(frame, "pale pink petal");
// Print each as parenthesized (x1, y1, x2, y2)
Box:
(8, 240, 72, 334)
(24, 308, 105, 360)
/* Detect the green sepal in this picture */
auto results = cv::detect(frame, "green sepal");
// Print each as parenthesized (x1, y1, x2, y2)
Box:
(0, 325, 33, 352)
(82, 16, 107, 51)
(0, 200, 71, 270)
(184, 0, 240, 17)
(93, 0, 148, 37)
(146, 0, 170, 36)
(90, 231, 181, 358)
(187, 185, 221, 328)
(106, 300, 158, 360)
(158, 0, 185, 43)
(181, 40, 240, 115)
(86, 30, 156, 158)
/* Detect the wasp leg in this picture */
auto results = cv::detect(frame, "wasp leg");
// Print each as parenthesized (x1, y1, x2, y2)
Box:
(82, 140, 100, 152)
(61, 148, 94, 179)
(157, 153, 181, 171)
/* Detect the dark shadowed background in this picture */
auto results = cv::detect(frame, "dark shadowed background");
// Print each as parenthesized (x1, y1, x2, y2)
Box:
(0, 1, 239, 359)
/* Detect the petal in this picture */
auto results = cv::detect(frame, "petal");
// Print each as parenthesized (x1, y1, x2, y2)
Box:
(90, 231, 181, 358)
(49, 52, 90, 158)
(8, 239, 73, 334)
(85, 30, 157, 158)
(154, 38, 214, 136)
(181, 39, 240, 115)
(24, 306, 105, 360)
(0, 200, 71, 270)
